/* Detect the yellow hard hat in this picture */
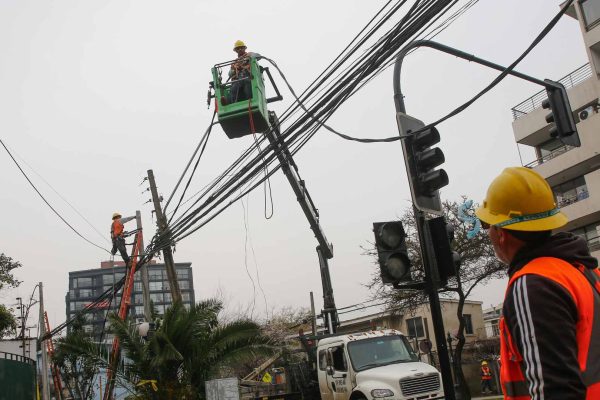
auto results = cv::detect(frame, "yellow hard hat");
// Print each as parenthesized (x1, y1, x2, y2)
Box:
(475, 167, 567, 231)
(233, 40, 246, 50)
(112, 212, 122, 220)
(482, 361, 488, 365)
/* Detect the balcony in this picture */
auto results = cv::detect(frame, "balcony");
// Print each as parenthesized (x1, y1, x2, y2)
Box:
(525, 144, 575, 168)
(511, 63, 593, 120)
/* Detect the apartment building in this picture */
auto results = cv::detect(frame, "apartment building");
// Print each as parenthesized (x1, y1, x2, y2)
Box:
(511, 0, 600, 259)
(65, 260, 195, 341)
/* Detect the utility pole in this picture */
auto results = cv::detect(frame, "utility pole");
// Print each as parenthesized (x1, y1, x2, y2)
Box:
(16, 297, 25, 357)
(136, 210, 152, 320)
(38, 282, 50, 400)
(147, 169, 182, 303)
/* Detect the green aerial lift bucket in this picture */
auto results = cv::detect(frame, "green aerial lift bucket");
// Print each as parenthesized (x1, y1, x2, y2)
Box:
(210, 57, 282, 139)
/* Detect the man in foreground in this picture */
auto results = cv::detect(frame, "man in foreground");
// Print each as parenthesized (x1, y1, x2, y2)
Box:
(475, 167, 599, 399)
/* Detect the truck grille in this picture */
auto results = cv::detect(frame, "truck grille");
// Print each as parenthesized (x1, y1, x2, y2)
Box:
(400, 373, 440, 396)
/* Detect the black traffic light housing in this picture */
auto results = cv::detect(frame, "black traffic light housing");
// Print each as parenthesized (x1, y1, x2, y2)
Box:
(396, 113, 448, 215)
(542, 80, 580, 147)
(373, 221, 412, 285)
(426, 216, 460, 286)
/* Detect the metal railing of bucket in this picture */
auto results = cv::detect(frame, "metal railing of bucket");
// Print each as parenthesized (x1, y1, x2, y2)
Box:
(511, 63, 592, 120)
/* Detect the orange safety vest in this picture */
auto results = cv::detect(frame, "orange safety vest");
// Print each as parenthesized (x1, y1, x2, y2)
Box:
(481, 366, 492, 380)
(500, 257, 600, 399)
(111, 219, 124, 239)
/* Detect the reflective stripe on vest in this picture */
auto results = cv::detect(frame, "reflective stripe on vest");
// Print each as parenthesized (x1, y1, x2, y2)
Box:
(501, 257, 600, 400)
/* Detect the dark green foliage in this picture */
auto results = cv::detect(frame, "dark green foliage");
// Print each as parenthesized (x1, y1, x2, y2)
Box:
(0, 304, 17, 338)
(0, 253, 22, 291)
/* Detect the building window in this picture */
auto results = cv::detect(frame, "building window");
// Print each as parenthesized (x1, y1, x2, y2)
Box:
(149, 269, 163, 280)
(103, 274, 115, 285)
(181, 292, 190, 302)
(134, 282, 142, 292)
(406, 317, 425, 338)
(571, 221, 600, 251)
(74, 277, 92, 288)
(463, 314, 474, 335)
(176, 269, 189, 278)
(164, 292, 172, 303)
(179, 280, 190, 290)
(79, 289, 93, 298)
(134, 306, 144, 316)
(133, 295, 143, 305)
(149, 281, 162, 291)
(581, 0, 600, 29)
(553, 176, 588, 208)
(150, 293, 164, 303)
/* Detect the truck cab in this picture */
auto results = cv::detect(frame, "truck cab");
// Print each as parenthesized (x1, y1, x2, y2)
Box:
(316, 329, 443, 400)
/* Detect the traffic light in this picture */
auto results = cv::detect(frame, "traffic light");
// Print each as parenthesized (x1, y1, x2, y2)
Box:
(426, 216, 460, 286)
(396, 113, 448, 215)
(372, 221, 412, 285)
(542, 80, 580, 147)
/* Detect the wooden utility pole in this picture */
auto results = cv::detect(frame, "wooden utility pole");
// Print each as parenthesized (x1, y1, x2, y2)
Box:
(147, 169, 182, 303)
(136, 210, 152, 320)
(38, 282, 50, 400)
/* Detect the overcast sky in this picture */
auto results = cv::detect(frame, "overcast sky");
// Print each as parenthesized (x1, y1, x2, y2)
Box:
(0, 0, 588, 333)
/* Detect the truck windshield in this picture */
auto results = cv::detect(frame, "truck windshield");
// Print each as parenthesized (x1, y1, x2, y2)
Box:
(347, 335, 418, 371)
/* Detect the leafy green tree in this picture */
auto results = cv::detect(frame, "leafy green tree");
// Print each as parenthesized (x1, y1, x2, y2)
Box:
(0, 304, 17, 338)
(53, 314, 103, 400)
(0, 253, 22, 291)
(104, 299, 274, 399)
(366, 199, 504, 400)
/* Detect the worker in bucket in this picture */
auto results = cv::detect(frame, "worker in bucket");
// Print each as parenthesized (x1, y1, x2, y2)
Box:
(226, 40, 258, 104)
(111, 212, 135, 264)
(476, 167, 599, 399)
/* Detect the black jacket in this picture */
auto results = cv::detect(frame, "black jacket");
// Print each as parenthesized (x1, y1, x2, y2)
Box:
(503, 232, 598, 399)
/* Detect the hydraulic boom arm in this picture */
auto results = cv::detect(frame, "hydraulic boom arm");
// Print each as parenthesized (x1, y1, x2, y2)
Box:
(266, 111, 338, 333)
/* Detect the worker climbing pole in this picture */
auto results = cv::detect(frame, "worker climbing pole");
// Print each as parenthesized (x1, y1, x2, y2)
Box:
(103, 229, 144, 400)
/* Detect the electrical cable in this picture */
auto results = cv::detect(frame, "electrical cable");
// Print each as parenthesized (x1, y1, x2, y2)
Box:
(0, 138, 112, 254)
(7, 145, 111, 245)
(40, 0, 510, 340)
(167, 112, 217, 224)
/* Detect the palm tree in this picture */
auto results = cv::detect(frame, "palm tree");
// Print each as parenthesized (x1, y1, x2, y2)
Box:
(107, 299, 274, 399)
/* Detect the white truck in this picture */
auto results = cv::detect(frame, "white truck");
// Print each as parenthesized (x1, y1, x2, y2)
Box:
(312, 329, 444, 400)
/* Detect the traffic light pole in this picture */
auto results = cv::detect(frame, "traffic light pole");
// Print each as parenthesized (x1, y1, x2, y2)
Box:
(393, 46, 456, 400)
(392, 40, 578, 144)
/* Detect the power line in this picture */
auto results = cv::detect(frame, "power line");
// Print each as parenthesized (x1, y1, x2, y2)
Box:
(6, 143, 110, 245)
(0, 138, 111, 254)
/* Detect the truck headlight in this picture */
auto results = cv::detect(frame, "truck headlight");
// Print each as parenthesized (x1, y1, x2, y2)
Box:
(371, 389, 394, 398)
